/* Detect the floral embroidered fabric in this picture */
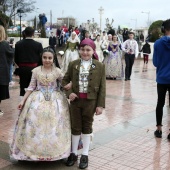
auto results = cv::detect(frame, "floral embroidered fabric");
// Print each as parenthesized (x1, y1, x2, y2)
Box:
(10, 66, 71, 161)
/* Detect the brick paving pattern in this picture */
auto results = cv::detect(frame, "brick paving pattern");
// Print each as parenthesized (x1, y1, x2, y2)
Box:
(0, 59, 170, 170)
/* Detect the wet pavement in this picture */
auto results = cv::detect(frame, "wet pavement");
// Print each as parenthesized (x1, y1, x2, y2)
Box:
(0, 58, 170, 170)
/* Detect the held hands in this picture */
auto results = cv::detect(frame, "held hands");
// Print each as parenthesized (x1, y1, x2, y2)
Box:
(64, 81, 72, 91)
(69, 93, 78, 101)
(95, 107, 103, 115)
(17, 100, 25, 110)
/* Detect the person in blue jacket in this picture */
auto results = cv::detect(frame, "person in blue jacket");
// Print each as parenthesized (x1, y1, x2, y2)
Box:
(153, 19, 170, 139)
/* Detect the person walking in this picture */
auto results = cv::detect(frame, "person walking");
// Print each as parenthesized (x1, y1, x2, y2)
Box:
(61, 31, 80, 75)
(122, 31, 139, 81)
(0, 26, 14, 116)
(94, 34, 104, 62)
(15, 27, 43, 97)
(104, 35, 123, 80)
(140, 40, 151, 64)
(49, 31, 57, 53)
(9, 38, 15, 86)
(153, 19, 170, 139)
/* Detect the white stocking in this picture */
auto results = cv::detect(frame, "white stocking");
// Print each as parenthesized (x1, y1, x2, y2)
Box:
(82, 134, 91, 156)
(72, 134, 80, 155)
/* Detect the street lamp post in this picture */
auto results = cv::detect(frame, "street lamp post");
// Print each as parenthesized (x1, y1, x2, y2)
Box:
(17, 9, 24, 40)
(141, 11, 150, 27)
(35, 8, 39, 30)
(98, 6, 104, 33)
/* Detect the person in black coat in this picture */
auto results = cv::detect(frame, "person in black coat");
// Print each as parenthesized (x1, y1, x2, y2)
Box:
(56, 27, 63, 47)
(49, 31, 56, 53)
(107, 27, 115, 36)
(123, 28, 129, 42)
(0, 25, 14, 116)
(140, 40, 151, 64)
(81, 31, 92, 42)
(15, 27, 43, 96)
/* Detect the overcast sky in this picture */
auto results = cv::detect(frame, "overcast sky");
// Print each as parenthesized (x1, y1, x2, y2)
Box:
(25, 0, 169, 30)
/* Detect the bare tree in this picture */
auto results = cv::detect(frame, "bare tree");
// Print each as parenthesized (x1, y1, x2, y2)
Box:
(1, 0, 36, 29)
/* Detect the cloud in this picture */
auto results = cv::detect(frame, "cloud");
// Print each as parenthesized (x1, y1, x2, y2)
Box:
(25, 0, 170, 29)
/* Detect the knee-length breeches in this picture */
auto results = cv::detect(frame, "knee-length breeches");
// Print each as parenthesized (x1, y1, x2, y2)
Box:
(70, 99, 97, 135)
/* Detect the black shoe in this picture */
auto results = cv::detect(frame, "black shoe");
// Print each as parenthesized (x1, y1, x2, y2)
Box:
(113, 78, 116, 80)
(66, 153, 78, 166)
(106, 77, 112, 80)
(125, 78, 128, 81)
(79, 155, 88, 169)
(128, 78, 131, 80)
(154, 130, 162, 138)
(167, 133, 170, 140)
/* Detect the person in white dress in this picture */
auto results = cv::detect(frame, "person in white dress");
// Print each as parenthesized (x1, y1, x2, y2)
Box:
(61, 31, 80, 74)
(10, 48, 71, 161)
(94, 35, 104, 62)
(104, 35, 123, 79)
(101, 31, 108, 41)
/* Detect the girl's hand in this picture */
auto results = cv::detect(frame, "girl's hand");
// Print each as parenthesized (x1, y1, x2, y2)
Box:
(18, 101, 25, 110)
(95, 107, 103, 115)
(64, 81, 72, 90)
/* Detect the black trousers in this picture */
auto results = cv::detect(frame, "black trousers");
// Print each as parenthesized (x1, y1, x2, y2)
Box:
(58, 37, 63, 47)
(19, 67, 35, 96)
(156, 83, 170, 126)
(125, 54, 135, 79)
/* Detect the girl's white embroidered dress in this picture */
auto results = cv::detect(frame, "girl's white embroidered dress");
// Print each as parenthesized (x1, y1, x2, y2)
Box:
(10, 66, 71, 161)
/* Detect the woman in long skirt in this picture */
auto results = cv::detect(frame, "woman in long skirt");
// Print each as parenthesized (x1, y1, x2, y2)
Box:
(61, 32, 80, 75)
(104, 35, 123, 79)
(10, 48, 71, 161)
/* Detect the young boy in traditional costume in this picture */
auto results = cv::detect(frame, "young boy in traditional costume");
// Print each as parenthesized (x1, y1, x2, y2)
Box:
(62, 39, 106, 169)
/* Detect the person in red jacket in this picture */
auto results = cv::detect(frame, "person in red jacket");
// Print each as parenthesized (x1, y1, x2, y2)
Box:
(62, 24, 69, 44)
(74, 27, 80, 36)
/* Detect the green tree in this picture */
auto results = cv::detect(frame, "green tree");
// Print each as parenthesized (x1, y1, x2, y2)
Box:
(148, 20, 163, 42)
(0, 12, 13, 27)
(1, 0, 36, 29)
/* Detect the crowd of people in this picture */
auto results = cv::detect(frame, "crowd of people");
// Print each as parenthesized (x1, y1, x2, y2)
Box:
(52, 24, 142, 81)
(1, 18, 170, 169)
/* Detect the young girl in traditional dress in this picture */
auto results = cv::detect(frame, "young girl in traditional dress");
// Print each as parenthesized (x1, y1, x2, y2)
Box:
(10, 48, 71, 161)
(104, 34, 123, 80)
(61, 31, 80, 74)
(94, 34, 104, 62)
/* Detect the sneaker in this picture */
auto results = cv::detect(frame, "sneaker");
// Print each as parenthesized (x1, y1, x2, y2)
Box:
(154, 130, 162, 138)
(79, 155, 88, 169)
(0, 110, 4, 116)
(66, 153, 78, 166)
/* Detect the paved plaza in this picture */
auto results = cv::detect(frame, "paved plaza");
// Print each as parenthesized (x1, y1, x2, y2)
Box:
(0, 59, 170, 170)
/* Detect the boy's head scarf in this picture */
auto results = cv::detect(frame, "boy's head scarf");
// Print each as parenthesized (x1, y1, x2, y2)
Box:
(80, 39, 98, 60)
